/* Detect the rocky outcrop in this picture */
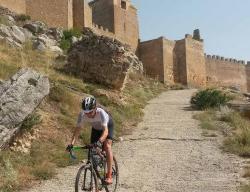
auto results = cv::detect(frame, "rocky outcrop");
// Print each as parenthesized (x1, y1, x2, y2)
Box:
(0, 21, 63, 53)
(0, 6, 16, 18)
(0, 68, 50, 149)
(65, 28, 143, 89)
(0, 6, 63, 54)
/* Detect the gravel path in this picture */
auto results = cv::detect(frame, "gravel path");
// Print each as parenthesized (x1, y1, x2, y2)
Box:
(24, 89, 241, 192)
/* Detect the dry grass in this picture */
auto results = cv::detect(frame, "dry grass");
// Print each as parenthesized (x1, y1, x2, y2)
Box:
(195, 106, 250, 191)
(241, 185, 250, 192)
(222, 112, 250, 157)
(193, 109, 218, 130)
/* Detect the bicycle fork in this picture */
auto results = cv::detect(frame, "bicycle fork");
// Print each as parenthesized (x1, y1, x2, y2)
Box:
(82, 164, 95, 191)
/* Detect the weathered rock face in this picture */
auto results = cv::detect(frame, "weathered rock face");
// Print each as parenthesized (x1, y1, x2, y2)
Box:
(65, 28, 143, 89)
(0, 6, 63, 54)
(0, 6, 16, 18)
(0, 68, 50, 149)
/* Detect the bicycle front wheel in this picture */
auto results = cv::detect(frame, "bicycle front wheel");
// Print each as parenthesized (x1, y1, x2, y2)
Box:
(75, 164, 98, 192)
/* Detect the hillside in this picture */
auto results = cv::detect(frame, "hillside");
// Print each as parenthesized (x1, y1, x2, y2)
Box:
(0, 38, 168, 191)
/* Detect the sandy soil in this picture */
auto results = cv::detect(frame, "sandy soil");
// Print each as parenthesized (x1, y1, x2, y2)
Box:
(24, 89, 242, 192)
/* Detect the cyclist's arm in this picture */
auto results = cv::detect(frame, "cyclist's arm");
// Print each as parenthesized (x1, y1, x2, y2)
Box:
(70, 125, 82, 145)
(71, 112, 84, 145)
(99, 126, 108, 143)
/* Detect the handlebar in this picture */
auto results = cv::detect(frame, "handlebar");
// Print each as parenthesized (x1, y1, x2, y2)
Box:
(68, 145, 101, 160)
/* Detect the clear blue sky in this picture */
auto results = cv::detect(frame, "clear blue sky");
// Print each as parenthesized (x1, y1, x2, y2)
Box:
(131, 0, 250, 61)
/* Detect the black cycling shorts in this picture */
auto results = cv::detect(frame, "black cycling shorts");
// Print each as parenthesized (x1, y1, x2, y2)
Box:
(90, 117, 114, 143)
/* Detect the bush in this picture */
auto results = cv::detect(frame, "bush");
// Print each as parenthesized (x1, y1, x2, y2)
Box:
(190, 88, 232, 110)
(60, 29, 82, 51)
(15, 14, 31, 22)
(63, 29, 82, 39)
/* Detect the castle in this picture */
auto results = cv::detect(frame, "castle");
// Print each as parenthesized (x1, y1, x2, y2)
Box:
(1, 0, 250, 92)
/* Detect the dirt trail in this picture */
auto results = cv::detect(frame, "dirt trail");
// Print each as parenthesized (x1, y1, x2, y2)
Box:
(24, 89, 242, 192)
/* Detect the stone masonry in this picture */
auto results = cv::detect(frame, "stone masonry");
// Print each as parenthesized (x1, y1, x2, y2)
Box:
(140, 30, 249, 92)
(0, 0, 139, 51)
(139, 33, 206, 88)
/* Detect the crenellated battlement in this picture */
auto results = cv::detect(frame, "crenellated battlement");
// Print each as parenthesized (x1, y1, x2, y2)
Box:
(92, 23, 112, 33)
(91, 23, 116, 39)
(205, 54, 247, 65)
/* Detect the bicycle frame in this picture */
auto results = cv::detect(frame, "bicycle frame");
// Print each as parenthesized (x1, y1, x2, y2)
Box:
(71, 145, 109, 191)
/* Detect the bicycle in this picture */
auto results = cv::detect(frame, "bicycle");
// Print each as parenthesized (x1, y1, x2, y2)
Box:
(69, 145, 119, 192)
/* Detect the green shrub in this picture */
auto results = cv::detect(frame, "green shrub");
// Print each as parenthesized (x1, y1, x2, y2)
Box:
(60, 29, 82, 51)
(59, 39, 71, 51)
(15, 14, 31, 22)
(63, 29, 82, 39)
(190, 88, 232, 110)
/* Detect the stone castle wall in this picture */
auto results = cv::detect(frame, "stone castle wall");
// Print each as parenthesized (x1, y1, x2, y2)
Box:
(140, 35, 206, 88)
(90, 0, 139, 51)
(246, 64, 250, 92)
(73, 0, 92, 29)
(139, 38, 164, 81)
(0, 0, 26, 14)
(113, 0, 139, 51)
(162, 38, 175, 83)
(0, 0, 139, 51)
(1, 1, 250, 92)
(205, 55, 248, 92)
(174, 39, 187, 85)
(90, 0, 115, 32)
(184, 36, 206, 87)
(26, 0, 73, 28)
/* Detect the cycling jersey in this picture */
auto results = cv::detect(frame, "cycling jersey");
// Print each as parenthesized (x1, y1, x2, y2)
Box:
(77, 107, 110, 130)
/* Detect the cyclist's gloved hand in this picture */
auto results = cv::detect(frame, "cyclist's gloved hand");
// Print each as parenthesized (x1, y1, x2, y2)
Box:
(94, 140, 102, 148)
(66, 144, 73, 152)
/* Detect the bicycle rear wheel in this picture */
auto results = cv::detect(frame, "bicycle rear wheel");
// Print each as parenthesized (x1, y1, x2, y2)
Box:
(75, 164, 98, 192)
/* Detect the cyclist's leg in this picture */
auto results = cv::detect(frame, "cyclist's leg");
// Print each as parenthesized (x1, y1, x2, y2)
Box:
(103, 117, 114, 184)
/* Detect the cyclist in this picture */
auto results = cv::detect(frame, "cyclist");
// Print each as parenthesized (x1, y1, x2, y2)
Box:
(67, 96, 114, 185)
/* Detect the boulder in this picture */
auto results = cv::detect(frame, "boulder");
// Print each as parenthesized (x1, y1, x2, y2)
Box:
(65, 28, 143, 90)
(49, 46, 63, 54)
(71, 36, 80, 44)
(23, 21, 47, 34)
(0, 68, 50, 149)
(33, 34, 58, 52)
(10, 25, 26, 44)
(37, 34, 57, 47)
(20, 28, 33, 40)
(0, 24, 11, 37)
(46, 27, 63, 41)
(32, 40, 46, 51)
(5, 36, 22, 48)
(1, 15, 15, 26)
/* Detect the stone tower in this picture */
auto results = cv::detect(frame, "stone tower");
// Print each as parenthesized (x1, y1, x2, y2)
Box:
(90, 0, 139, 50)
